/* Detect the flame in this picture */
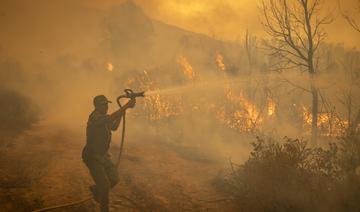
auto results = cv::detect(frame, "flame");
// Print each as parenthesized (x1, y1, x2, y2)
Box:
(177, 55, 196, 80)
(237, 92, 262, 129)
(217, 76, 263, 132)
(132, 70, 184, 121)
(216, 52, 226, 71)
(125, 78, 135, 86)
(302, 106, 312, 125)
(107, 63, 114, 72)
(302, 106, 331, 126)
(120, 58, 350, 138)
(267, 98, 276, 116)
(143, 70, 149, 78)
(144, 93, 183, 120)
(301, 106, 348, 136)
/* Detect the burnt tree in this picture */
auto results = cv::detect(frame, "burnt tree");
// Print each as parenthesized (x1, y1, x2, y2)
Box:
(260, 0, 332, 144)
(340, 0, 360, 33)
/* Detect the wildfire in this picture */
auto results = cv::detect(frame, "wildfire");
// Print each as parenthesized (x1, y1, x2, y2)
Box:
(216, 52, 226, 71)
(214, 66, 263, 132)
(237, 92, 262, 128)
(144, 93, 183, 120)
(143, 70, 150, 79)
(119, 54, 349, 138)
(125, 78, 135, 86)
(107, 63, 114, 72)
(219, 80, 263, 132)
(301, 106, 348, 136)
(267, 98, 276, 116)
(132, 70, 184, 121)
(177, 55, 196, 80)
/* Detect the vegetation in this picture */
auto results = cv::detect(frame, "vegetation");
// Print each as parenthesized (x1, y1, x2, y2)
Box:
(340, 0, 360, 33)
(220, 133, 360, 211)
(0, 87, 38, 145)
(260, 0, 332, 144)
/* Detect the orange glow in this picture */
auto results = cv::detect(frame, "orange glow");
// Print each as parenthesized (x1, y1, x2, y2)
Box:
(267, 98, 276, 116)
(216, 52, 226, 72)
(301, 106, 348, 136)
(125, 78, 135, 86)
(177, 55, 196, 80)
(217, 75, 263, 132)
(107, 63, 114, 72)
(163, 1, 210, 17)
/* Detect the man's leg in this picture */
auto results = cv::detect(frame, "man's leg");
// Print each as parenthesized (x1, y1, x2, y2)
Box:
(85, 160, 111, 212)
(104, 156, 119, 188)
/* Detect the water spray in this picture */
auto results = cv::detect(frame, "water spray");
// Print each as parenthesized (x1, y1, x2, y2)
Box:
(144, 77, 260, 96)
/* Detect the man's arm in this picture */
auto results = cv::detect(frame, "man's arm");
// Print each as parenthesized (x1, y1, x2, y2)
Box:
(111, 117, 121, 131)
(109, 107, 126, 122)
(109, 98, 136, 122)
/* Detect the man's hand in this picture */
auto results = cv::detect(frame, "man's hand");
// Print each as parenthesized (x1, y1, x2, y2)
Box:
(110, 98, 136, 121)
(124, 98, 136, 109)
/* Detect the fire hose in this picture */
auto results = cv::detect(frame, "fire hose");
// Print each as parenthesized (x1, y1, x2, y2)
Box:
(32, 89, 144, 212)
(115, 89, 144, 166)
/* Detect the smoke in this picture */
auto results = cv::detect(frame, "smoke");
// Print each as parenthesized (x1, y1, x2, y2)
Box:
(80, 0, 360, 47)
(0, 0, 359, 168)
(0, 2, 359, 212)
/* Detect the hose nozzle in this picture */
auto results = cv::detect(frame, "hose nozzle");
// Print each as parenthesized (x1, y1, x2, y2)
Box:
(124, 89, 145, 99)
(117, 89, 145, 108)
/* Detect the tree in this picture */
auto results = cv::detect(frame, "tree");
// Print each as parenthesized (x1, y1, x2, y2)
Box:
(243, 29, 258, 101)
(244, 29, 256, 70)
(260, 0, 332, 144)
(340, 0, 360, 32)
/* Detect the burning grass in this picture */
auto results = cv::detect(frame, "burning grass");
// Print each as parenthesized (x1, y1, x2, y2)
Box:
(124, 50, 355, 139)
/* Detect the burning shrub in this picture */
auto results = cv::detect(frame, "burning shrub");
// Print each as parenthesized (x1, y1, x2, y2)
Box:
(220, 136, 360, 211)
(0, 87, 38, 141)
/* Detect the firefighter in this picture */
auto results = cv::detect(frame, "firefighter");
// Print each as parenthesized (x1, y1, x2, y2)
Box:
(82, 95, 135, 212)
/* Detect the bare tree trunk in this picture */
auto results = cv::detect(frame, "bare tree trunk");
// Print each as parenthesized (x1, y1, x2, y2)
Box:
(305, 1, 318, 145)
(311, 83, 318, 144)
(244, 29, 255, 101)
(348, 89, 352, 130)
(245, 29, 253, 70)
(348, 109, 360, 137)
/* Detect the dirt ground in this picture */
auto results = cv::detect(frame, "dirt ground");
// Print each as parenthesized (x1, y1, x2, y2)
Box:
(0, 122, 237, 212)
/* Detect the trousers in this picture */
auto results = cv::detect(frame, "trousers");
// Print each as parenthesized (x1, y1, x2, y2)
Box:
(83, 152, 119, 212)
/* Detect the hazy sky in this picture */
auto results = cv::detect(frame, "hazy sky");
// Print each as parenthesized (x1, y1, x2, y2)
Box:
(85, 0, 360, 46)
(0, 0, 359, 62)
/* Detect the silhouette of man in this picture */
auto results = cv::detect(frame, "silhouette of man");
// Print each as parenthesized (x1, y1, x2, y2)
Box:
(82, 95, 135, 212)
